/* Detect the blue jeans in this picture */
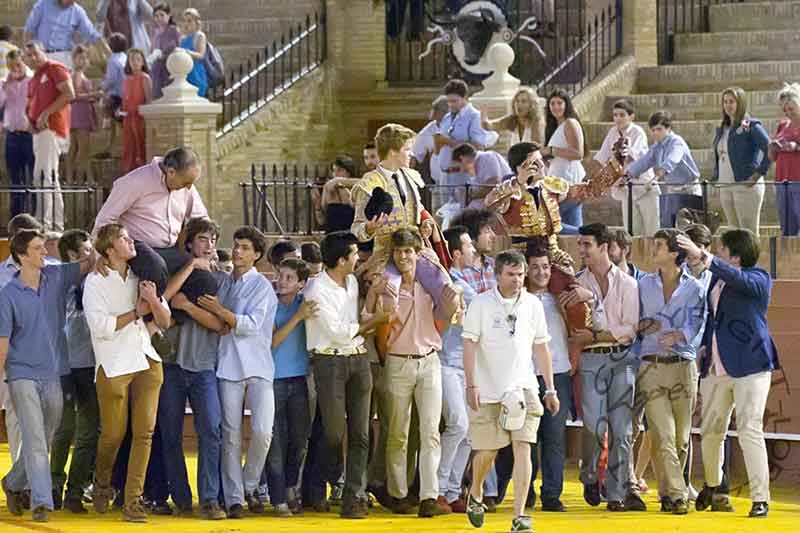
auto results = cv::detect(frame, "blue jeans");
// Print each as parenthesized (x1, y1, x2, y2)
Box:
(437, 365, 470, 502)
(3, 378, 62, 510)
(659, 193, 704, 228)
(531, 372, 574, 503)
(219, 377, 275, 509)
(158, 364, 222, 505)
(267, 376, 310, 505)
(559, 201, 583, 234)
(776, 182, 800, 236)
(5, 131, 35, 217)
(579, 350, 637, 502)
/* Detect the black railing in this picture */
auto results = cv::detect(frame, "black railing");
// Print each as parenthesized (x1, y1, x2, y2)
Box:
(209, 9, 327, 138)
(385, 0, 622, 94)
(656, 0, 747, 64)
(0, 171, 101, 235)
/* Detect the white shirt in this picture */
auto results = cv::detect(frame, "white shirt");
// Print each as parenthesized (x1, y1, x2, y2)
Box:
(533, 292, 571, 375)
(717, 127, 735, 183)
(462, 287, 551, 403)
(83, 269, 166, 378)
(303, 270, 366, 354)
(547, 121, 586, 184)
(411, 120, 443, 185)
(594, 123, 659, 201)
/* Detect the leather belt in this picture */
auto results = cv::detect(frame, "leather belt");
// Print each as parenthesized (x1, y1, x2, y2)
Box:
(641, 354, 685, 365)
(46, 48, 69, 53)
(388, 348, 436, 360)
(310, 347, 367, 357)
(584, 345, 630, 355)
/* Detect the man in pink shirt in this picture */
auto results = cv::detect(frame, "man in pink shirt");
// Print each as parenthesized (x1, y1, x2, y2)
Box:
(559, 222, 645, 512)
(376, 228, 459, 517)
(92, 147, 212, 315)
(0, 49, 34, 218)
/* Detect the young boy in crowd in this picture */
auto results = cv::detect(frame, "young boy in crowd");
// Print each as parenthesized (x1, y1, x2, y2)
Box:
(98, 33, 128, 158)
(267, 258, 318, 517)
(301, 242, 323, 278)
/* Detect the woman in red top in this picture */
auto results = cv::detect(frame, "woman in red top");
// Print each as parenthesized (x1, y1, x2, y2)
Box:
(769, 83, 800, 236)
(122, 48, 152, 172)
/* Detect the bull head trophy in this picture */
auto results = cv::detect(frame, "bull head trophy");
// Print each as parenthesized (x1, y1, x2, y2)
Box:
(420, 1, 546, 75)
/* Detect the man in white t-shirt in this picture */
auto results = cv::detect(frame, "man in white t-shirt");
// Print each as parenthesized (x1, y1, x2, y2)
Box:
(462, 250, 559, 533)
(525, 239, 574, 512)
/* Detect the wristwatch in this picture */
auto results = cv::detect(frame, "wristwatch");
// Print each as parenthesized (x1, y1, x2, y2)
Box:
(544, 389, 557, 397)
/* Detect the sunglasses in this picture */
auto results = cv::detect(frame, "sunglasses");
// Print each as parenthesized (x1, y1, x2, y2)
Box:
(506, 314, 517, 337)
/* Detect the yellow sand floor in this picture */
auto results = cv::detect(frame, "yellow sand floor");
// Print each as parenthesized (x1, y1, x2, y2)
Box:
(0, 443, 797, 533)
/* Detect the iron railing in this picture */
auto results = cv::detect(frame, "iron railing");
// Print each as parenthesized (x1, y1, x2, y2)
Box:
(385, 0, 622, 94)
(656, 0, 747, 64)
(0, 170, 102, 235)
(209, 9, 327, 138)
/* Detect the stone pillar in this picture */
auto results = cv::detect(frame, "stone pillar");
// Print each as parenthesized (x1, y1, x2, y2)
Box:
(622, 0, 658, 66)
(140, 50, 222, 218)
(326, 0, 387, 92)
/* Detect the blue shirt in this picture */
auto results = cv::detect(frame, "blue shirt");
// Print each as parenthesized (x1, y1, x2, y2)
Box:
(440, 258, 495, 369)
(627, 132, 700, 188)
(65, 283, 94, 369)
(634, 269, 705, 361)
(103, 52, 127, 98)
(438, 103, 499, 172)
(216, 268, 278, 382)
(0, 263, 81, 381)
(24, 0, 103, 52)
(273, 294, 310, 379)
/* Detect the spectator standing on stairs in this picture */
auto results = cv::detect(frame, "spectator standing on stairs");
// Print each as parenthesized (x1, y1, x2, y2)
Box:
(96, 0, 154, 56)
(712, 87, 771, 236)
(24, 0, 111, 69)
(179, 8, 209, 98)
(769, 83, 800, 236)
(149, 3, 181, 99)
(541, 89, 587, 235)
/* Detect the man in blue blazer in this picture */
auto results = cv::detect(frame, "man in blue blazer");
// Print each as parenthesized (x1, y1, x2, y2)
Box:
(678, 229, 779, 519)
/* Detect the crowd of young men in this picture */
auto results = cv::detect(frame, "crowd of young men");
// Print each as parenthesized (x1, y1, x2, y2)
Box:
(0, 136, 779, 532)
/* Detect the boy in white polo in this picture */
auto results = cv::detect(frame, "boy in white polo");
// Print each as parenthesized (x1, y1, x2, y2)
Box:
(463, 250, 559, 533)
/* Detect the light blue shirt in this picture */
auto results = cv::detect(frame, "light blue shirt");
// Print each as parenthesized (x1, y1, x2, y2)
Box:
(102, 52, 127, 98)
(470, 151, 512, 193)
(439, 277, 475, 369)
(627, 132, 700, 188)
(24, 0, 103, 51)
(438, 103, 499, 172)
(216, 268, 278, 382)
(634, 270, 705, 360)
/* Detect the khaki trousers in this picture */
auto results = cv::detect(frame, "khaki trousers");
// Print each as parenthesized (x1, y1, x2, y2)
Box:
(385, 353, 442, 501)
(636, 359, 698, 501)
(718, 178, 765, 235)
(700, 371, 771, 503)
(94, 358, 163, 504)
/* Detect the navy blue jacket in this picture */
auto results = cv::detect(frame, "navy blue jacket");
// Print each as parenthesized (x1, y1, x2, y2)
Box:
(700, 256, 779, 378)
(712, 116, 771, 182)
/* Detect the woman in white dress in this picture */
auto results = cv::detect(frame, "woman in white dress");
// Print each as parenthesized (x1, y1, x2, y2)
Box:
(483, 87, 544, 145)
(541, 89, 587, 234)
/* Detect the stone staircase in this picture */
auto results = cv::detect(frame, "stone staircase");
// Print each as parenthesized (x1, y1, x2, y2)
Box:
(583, 0, 800, 231)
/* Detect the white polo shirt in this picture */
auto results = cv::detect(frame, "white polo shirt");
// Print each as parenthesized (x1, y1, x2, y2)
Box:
(462, 287, 550, 403)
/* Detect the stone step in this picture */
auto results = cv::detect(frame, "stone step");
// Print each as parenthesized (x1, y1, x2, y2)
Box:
(710, 1, 800, 32)
(585, 118, 784, 151)
(636, 60, 800, 93)
(674, 30, 800, 65)
(602, 90, 782, 121)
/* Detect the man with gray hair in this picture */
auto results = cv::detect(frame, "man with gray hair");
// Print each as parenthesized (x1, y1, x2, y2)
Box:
(412, 95, 450, 208)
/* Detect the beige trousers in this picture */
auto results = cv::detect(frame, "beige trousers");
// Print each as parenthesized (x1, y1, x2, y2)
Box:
(620, 186, 660, 237)
(384, 353, 442, 501)
(718, 178, 765, 235)
(637, 359, 698, 501)
(700, 371, 771, 503)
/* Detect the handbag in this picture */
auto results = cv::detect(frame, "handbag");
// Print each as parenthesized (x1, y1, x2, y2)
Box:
(499, 389, 527, 431)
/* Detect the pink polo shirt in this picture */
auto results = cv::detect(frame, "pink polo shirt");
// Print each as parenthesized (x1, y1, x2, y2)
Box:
(576, 264, 639, 347)
(386, 281, 442, 356)
(92, 157, 208, 248)
(0, 75, 32, 132)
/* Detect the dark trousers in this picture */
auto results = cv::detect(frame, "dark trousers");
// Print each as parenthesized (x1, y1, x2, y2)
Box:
(660, 193, 704, 228)
(157, 364, 222, 506)
(129, 242, 219, 322)
(112, 413, 169, 506)
(386, 0, 425, 39)
(49, 368, 99, 501)
(267, 376, 311, 505)
(5, 131, 36, 217)
(531, 372, 574, 503)
(302, 408, 329, 505)
(776, 182, 800, 236)
(311, 354, 373, 500)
